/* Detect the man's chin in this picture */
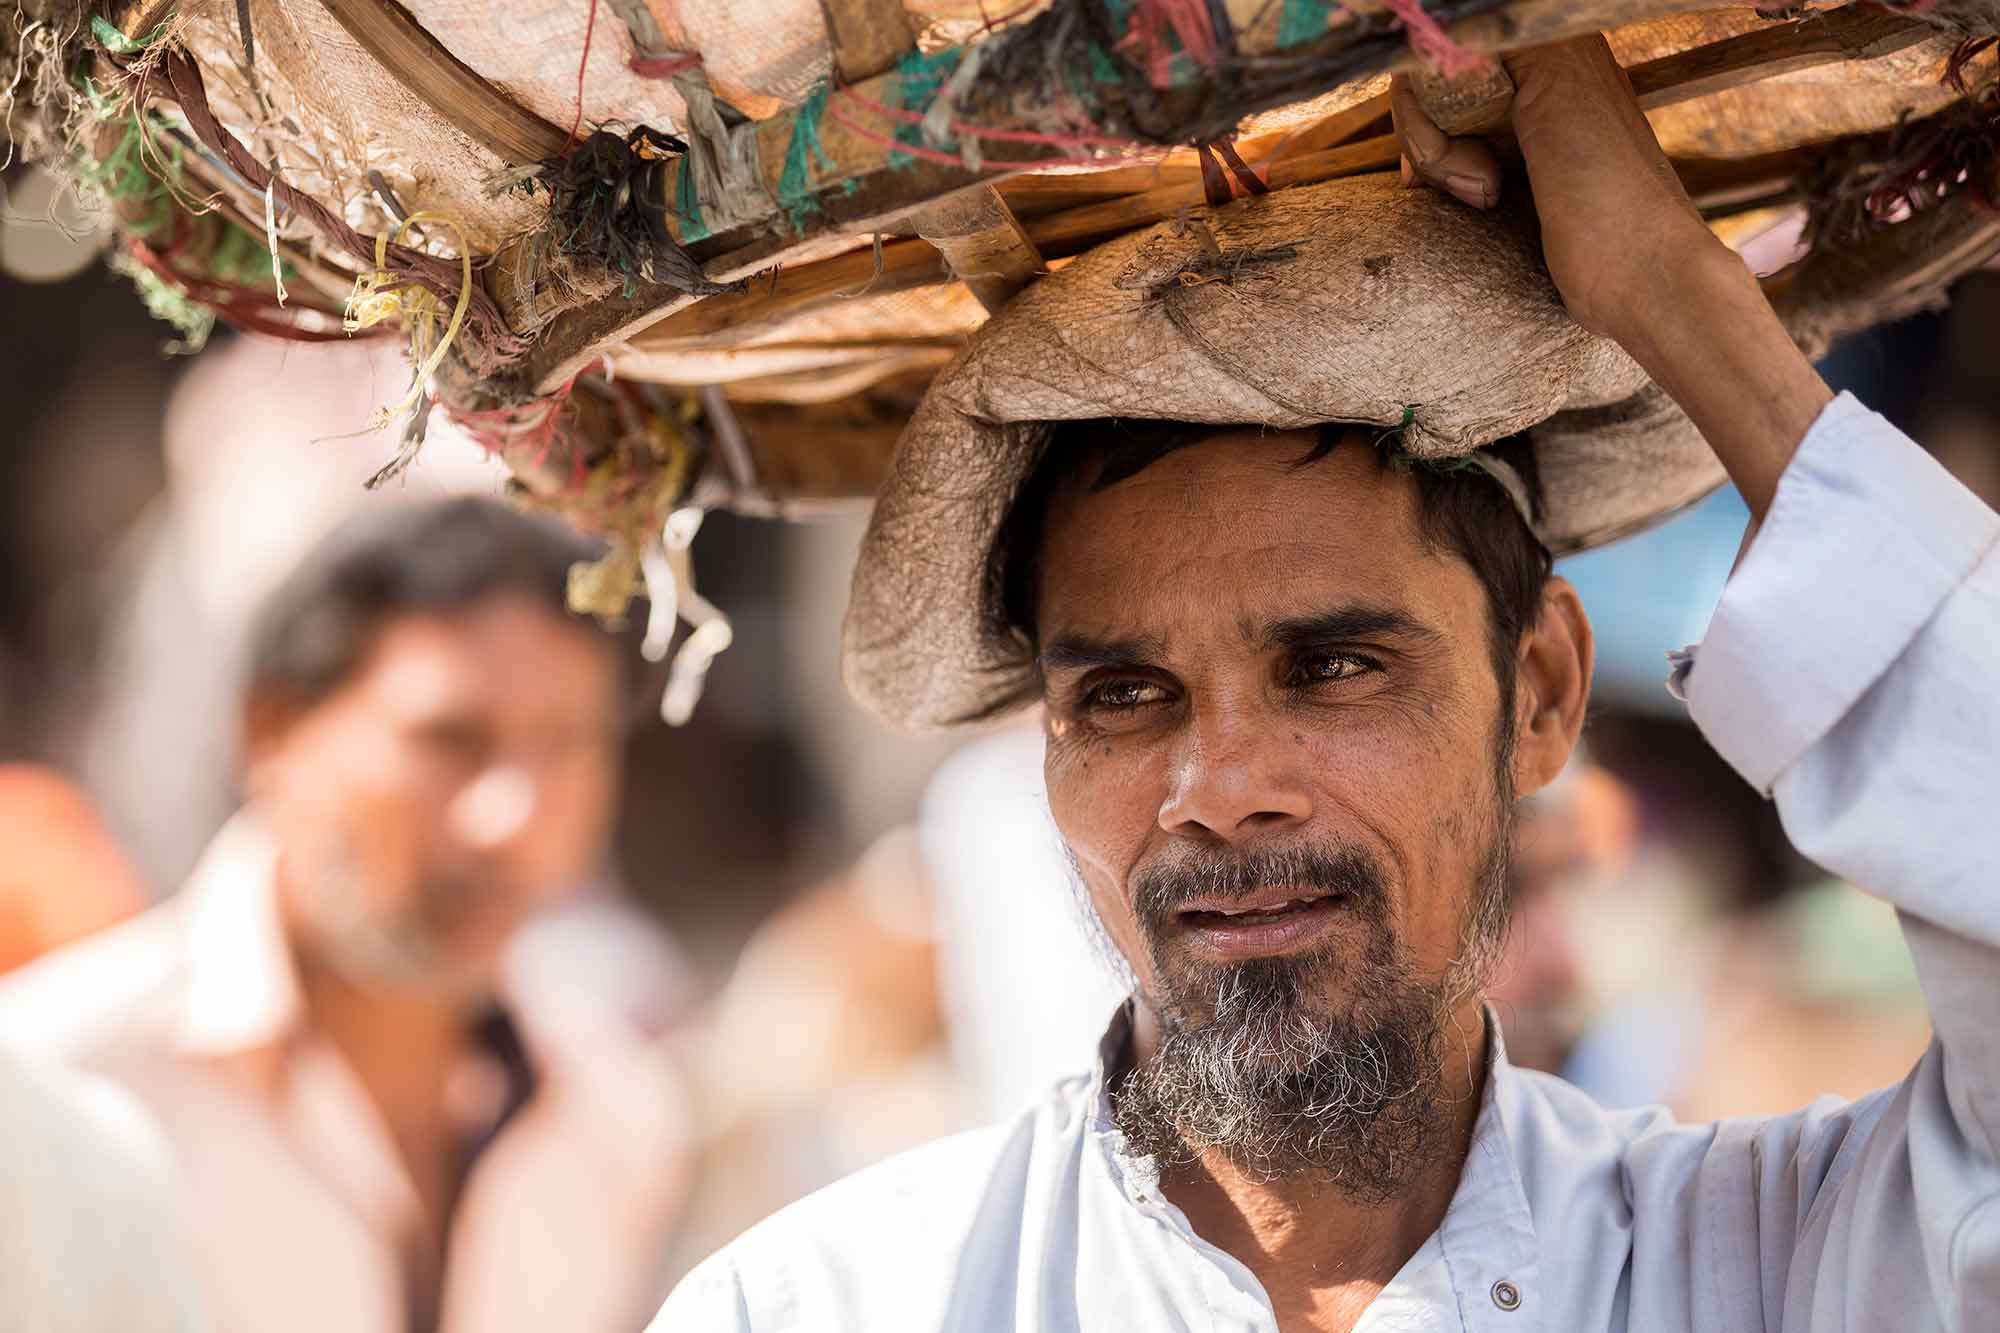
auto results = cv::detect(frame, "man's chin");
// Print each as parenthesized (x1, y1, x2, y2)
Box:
(1148, 943, 1349, 1027)
(319, 920, 507, 1005)
(1118, 948, 1455, 1194)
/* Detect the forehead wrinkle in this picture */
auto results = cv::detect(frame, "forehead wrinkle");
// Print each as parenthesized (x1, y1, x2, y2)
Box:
(1040, 629, 1170, 674)
(1259, 605, 1446, 654)
(1038, 435, 1463, 653)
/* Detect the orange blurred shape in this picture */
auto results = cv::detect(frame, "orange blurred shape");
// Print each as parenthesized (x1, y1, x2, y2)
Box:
(0, 766, 149, 974)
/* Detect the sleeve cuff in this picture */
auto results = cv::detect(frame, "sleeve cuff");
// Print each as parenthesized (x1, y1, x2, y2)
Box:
(1682, 391, 2000, 794)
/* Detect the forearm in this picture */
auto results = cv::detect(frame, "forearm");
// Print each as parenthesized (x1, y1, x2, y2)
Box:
(1609, 238, 1834, 524)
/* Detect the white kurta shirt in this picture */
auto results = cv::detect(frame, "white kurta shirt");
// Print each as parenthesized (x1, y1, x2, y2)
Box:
(653, 391, 2000, 1332)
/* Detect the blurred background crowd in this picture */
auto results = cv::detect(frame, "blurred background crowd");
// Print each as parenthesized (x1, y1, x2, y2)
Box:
(1, 184, 1991, 1329)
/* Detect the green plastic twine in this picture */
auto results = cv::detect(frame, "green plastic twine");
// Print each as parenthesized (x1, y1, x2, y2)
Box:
(673, 159, 710, 244)
(116, 257, 215, 355)
(1276, 0, 1333, 49)
(80, 101, 182, 238)
(885, 48, 963, 169)
(208, 219, 294, 287)
(91, 15, 166, 56)
(777, 81, 836, 233)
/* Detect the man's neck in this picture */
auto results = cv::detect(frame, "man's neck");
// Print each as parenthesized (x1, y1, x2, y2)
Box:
(1131, 1000, 1491, 1333)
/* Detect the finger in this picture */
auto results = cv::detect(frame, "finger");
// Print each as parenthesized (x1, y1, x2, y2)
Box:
(1389, 74, 1502, 209)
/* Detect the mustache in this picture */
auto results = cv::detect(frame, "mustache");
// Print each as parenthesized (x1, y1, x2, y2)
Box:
(1132, 843, 1390, 930)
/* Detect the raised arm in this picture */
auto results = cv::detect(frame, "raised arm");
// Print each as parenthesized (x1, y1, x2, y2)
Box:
(1396, 36, 2000, 1326)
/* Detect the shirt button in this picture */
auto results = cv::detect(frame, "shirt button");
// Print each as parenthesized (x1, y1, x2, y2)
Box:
(1491, 1280, 1521, 1312)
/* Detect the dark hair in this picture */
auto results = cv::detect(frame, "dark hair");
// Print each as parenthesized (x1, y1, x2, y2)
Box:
(999, 420, 1553, 692)
(246, 497, 606, 706)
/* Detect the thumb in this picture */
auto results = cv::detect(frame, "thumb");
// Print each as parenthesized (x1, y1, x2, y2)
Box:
(1389, 73, 1501, 210)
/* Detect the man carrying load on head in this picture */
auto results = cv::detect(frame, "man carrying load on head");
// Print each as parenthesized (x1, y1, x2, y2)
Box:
(657, 35, 1998, 1333)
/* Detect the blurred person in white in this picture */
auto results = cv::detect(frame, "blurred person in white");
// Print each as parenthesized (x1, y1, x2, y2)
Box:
(0, 1045, 207, 1333)
(1564, 877, 1933, 1117)
(663, 827, 967, 1272)
(919, 721, 1127, 1123)
(1484, 752, 1640, 1077)
(659, 39, 2000, 1333)
(0, 498, 691, 1333)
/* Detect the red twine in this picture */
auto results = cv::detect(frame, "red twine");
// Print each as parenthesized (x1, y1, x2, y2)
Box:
(1119, 0, 1223, 90)
(566, 0, 600, 147)
(822, 93, 1121, 171)
(125, 238, 357, 343)
(445, 361, 599, 490)
(1377, 0, 1488, 78)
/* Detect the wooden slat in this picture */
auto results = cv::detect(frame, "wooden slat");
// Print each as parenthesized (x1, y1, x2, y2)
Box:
(821, 0, 919, 83)
(1625, 8, 1936, 112)
(312, 0, 568, 164)
(1026, 136, 1404, 258)
(914, 186, 1045, 313)
(996, 160, 1206, 216)
(688, 390, 908, 512)
(1440, 0, 1767, 62)
(997, 92, 1393, 218)
(1676, 146, 1812, 212)
(109, 0, 178, 44)
(633, 238, 951, 346)
(1238, 91, 1395, 160)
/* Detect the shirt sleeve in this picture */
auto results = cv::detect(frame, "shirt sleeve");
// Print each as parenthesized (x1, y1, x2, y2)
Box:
(1679, 390, 2000, 1328)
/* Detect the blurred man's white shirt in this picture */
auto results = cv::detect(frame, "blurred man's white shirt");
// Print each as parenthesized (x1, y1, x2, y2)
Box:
(0, 815, 689, 1333)
(0, 1044, 207, 1333)
(919, 724, 1127, 1122)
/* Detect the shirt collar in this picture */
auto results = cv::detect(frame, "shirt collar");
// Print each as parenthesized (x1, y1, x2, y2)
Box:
(1083, 998, 1542, 1324)
(172, 814, 305, 1058)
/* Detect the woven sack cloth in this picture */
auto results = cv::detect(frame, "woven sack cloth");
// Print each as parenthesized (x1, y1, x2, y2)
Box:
(842, 170, 1727, 729)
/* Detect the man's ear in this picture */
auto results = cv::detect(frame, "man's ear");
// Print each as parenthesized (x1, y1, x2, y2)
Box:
(1509, 576, 1593, 798)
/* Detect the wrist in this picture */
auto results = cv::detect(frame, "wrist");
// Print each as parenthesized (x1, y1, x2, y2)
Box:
(1602, 230, 1749, 369)
(1607, 236, 1832, 522)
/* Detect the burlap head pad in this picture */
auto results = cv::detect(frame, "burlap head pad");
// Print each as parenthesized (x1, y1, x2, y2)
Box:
(843, 172, 1724, 729)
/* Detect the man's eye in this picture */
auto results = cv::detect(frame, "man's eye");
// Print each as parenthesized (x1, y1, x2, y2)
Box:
(1298, 653, 1376, 684)
(1082, 679, 1169, 711)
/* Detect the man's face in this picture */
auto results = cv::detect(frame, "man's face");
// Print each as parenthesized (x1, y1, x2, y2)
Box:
(1035, 429, 1551, 1186)
(247, 595, 622, 1001)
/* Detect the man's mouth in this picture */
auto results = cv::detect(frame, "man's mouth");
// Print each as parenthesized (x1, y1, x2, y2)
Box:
(1174, 889, 1349, 959)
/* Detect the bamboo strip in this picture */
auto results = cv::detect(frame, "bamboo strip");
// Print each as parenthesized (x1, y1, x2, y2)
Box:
(914, 186, 1046, 313)
(310, 0, 568, 165)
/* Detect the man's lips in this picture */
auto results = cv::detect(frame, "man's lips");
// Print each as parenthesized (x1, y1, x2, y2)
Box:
(1172, 887, 1349, 960)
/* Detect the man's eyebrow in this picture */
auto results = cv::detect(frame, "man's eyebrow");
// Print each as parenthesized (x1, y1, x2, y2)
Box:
(1039, 632, 1168, 674)
(1258, 606, 1443, 652)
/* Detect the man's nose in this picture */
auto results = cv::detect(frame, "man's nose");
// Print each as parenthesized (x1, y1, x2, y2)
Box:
(1157, 708, 1313, 842)
(447, 764, 539, 851)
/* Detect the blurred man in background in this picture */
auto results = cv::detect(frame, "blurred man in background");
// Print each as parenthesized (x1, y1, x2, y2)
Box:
(0, 498, 689, 1333)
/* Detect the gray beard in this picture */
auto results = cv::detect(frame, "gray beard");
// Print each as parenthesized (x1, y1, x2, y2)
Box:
(1108, 809, 1514, 1201)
